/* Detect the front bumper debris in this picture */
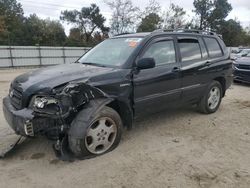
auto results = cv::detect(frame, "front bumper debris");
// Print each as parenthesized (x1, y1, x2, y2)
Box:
(3, 97, 57, 137)
(3, 95, 79, 161)
(3, 97, 34, 136)
(0, 126, 26, 158)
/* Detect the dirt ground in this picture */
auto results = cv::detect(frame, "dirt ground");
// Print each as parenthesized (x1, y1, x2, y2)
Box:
(0, 68, 250, 188)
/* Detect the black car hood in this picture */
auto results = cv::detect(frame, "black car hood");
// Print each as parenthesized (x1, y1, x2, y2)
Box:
(236, 57, 250, 65)
(13, 63, 115, 92)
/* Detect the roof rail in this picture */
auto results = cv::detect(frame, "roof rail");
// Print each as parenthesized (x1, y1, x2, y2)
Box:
(152, 28, 220, 37)
(114, 32, 133, 36)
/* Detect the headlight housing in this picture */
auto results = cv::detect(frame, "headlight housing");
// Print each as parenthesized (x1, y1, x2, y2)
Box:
(30, 95, 72, 117)
(33, 97, 49, 109)
(31, 96, 58, 109)
(30, 95, 61, 115)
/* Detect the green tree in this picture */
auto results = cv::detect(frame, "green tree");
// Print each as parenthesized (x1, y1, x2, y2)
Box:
(0, 0, 25, 45)
(92, 31, 109, 44)
(246, 26, 250, 35)
(66, 28, 82, 46)
(185, 17, 200, 29)
(219, 19, 249, 46)
(43, 19, 66, 46)
(137, 0, 162, 32)
(208, 0, 232, 30)
(193, 0, 213, 30)
(140, 0, 161, 18)
(0, 15, 6, 33)
(24, 14, 44, 45)
(137, 13, 162, 32)
(105, 0, 139, 35)
(193, 0, 232, 31)
(163, 3, 187, 29)
(61, 4, 108, 43)
(24, 14, 66, 46)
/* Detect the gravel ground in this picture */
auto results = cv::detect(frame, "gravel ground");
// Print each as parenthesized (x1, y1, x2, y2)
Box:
(0, 68, 250, 188)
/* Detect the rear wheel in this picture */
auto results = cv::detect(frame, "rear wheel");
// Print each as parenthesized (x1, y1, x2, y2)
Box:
(68, 105, 122, 158)
(198, 81, 222, 114)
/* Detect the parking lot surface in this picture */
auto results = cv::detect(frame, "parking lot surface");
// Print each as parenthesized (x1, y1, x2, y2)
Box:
(0, 68, 250, 188)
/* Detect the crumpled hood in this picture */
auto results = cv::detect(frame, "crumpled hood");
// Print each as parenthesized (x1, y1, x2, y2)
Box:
(12, 63, 115, 92)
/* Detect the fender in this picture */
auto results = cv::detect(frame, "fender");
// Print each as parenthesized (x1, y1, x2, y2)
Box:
(68, 98, 114, 139)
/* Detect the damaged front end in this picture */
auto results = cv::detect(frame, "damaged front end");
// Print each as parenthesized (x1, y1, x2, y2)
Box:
(31, 83, 108, 137)
(2, 82, 110, 160)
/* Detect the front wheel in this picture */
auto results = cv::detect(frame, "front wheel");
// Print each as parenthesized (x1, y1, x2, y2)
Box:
(68, 105, 122, 159)
(198, 81, 222, 114)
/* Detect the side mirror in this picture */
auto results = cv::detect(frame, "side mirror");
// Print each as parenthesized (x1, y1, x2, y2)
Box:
(137, 58, 156, 70)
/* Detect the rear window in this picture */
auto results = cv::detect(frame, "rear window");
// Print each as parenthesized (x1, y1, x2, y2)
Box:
(204, 37, 223, 58)
(178, 38, 202, 62)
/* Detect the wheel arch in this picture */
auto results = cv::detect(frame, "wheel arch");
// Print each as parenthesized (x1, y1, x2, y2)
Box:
(214, 77, 226, 97)
(68, 98, 123, 158)
(106, 99, 133, 130)
(68, 98, 114, 139)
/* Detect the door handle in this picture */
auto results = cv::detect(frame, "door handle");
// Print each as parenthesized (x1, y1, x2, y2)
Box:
(205, 61, 212, 66)
(172, 67, 181, 73)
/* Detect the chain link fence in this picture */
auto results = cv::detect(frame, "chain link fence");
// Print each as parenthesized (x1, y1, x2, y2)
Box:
(0, 46, 91, 68)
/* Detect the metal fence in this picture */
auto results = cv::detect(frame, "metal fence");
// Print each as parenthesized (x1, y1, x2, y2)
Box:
(0, 46, 91, 68)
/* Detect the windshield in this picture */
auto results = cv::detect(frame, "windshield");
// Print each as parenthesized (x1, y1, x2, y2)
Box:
(239, 49, 250, 55)
(78, 38, 143, 67)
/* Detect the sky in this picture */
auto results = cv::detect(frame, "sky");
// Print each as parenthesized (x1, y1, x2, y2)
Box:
(18, 0, 250, 35)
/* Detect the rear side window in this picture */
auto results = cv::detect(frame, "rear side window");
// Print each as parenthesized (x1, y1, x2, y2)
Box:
(178, 38, 202, 62)
(204, 37, 223, 58)
(142, 40, 176, 66)
(199, 38, 208, 59)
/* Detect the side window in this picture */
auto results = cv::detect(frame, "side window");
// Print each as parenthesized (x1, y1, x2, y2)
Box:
(204, 37, 223, 58)
(178, 38, 202, 62)
(142, 40, 176, 66)
(199, 38, 208, 59)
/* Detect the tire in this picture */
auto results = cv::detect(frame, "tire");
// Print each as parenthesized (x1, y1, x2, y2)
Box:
(68, 105, 122, 159)
(233, 80, 241, 84)
(198, 81, 222, 114)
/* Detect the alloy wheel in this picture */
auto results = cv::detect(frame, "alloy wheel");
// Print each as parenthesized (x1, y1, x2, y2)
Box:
(85, 117, 117, 154)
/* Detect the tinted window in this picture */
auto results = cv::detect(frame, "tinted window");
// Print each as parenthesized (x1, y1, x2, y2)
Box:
(142, 40, 176, 65)
(178, 38, 202, 62)
(199, 38, 208, 58)
(204, 37, 223, 58)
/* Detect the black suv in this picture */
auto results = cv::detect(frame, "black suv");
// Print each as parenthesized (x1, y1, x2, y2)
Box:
(3, 29, 233, 159)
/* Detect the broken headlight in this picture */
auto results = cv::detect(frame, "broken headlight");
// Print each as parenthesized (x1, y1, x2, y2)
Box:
(32, 96, 58, 109)
(29, 96, 61, 116)
(33, 97, 49, 109)
(30, 95, 72, 117)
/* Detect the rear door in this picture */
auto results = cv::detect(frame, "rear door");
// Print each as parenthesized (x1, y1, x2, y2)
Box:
(177, 36, 209, 103)
(133, 37, 182, 116)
